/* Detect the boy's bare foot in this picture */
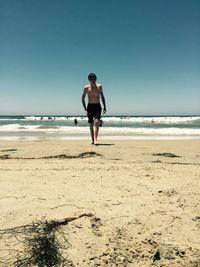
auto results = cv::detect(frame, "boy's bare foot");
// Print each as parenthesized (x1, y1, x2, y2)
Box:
(90, 141, 94, 145)
(94, 140, 98, 146)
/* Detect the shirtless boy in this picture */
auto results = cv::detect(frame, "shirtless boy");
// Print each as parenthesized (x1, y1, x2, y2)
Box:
(82, 73, 106, 145)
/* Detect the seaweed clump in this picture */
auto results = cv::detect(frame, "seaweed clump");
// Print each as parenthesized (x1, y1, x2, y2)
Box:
(0, 213, 93, 267)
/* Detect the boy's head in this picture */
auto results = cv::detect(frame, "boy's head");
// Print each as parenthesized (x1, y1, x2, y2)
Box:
(88, 73, 97, 82)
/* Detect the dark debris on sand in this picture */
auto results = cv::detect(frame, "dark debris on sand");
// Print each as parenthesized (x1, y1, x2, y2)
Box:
(40, 151, 102, 159)
(0, 148, 17, 152)
(152, 152, 180, 158)
(0, 151, 102, 160)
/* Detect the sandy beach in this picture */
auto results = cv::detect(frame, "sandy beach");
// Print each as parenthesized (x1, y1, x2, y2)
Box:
(0, 140, 200, 267)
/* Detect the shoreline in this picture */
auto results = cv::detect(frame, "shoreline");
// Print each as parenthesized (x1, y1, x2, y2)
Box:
(0, 135, 200, 141)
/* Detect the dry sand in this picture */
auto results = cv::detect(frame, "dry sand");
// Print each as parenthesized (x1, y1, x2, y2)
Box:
(0, 140, 200, 266)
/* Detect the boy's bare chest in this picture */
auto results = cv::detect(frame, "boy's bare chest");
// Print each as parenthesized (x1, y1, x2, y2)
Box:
(87, 87, 100, 96)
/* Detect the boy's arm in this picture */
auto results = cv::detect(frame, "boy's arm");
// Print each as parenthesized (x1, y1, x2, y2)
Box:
(81, 87, 87, 111)
(99, 85, 106, 113)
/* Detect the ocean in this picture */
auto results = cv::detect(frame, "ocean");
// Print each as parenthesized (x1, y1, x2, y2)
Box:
(0, 115, 200, 140)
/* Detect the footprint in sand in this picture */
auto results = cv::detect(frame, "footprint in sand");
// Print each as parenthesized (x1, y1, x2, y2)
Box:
(90, 216, 103, 237)
(157, 188, 178, 197)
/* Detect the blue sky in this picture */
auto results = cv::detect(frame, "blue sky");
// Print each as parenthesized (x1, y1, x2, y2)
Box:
(0, 0, 199, 115)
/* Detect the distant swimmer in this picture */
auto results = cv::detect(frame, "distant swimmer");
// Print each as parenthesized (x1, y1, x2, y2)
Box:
(99, 119, 104, 127)
(82, 73, 106, 145)
(74, 118, 78, 125)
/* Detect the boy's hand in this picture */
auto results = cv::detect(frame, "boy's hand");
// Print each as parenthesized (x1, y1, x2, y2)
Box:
(103, 108, 106, 114)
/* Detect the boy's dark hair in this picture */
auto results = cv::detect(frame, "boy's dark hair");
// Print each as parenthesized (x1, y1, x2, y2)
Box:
(88, 73, 97, 81)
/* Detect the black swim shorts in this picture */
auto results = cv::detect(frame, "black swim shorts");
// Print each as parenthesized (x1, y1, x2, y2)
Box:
(87, 103, 102, 123)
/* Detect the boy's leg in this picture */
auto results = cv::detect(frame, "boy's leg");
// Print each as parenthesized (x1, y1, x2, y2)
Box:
(89, 123, 95, 144)
(87, 106, 95, 144)
(94, 104, 102, 145)
(94, 118, 100, 145)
